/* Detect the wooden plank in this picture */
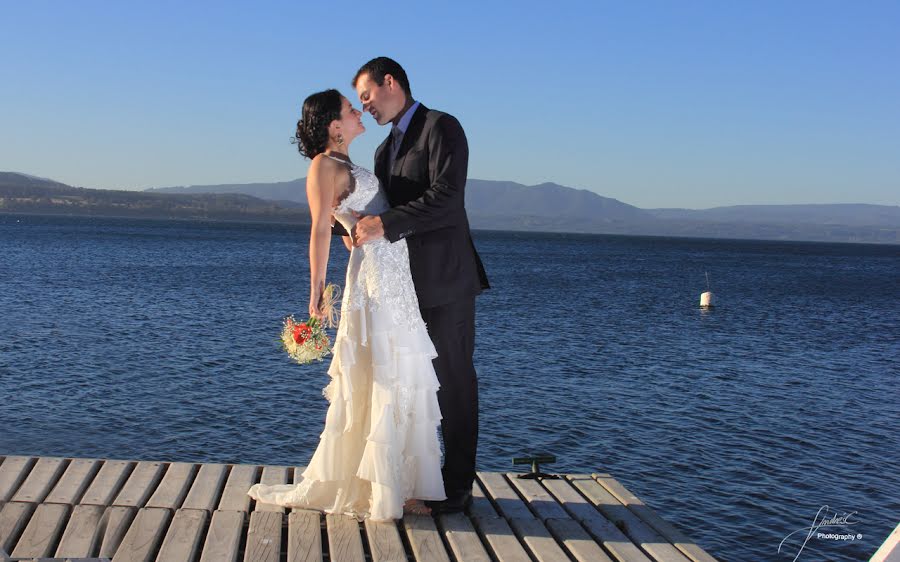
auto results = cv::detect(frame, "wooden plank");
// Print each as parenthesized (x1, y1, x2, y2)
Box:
(111, 507, 171, 562)
(438, 512, 491, 562)
(570, 475, 690, 562)
(10, 503, 70, 558)
(81, 461, 134, 506)
(508, 517, 570, 562)
(288, 510, 322, 562)
(11, 457, 68, 503)
(364, 518, 405, 562)
(182, 464, 227, 512)
(547, 518, 615, 562)
(218, 465, 257, 512)
(97, 506, 137, 559)
(0, 457, 35, 502)
(156, 508, 208, 562)
(470, 516, 531, 562)
(402, 513, 450, 562)
(469, 479, 500, 519)
(254, 466, 289, 513)
(146, 463, 197, 510)
(112, 461, 164, 508)
(871, 520, 900, 562)
(326, 514, 364, 562)
(199, 510, 243, 562)
(506, 474, 570, 521)
(0, 456, 713, 562)
(45, 459, 102, 505)
(594, 473, 720, 562)
(55, 504, 105, 558)
(0, 501, 36, 554)
(244, 511, 282, 562)
(542, 477, 651, 562)
(476, 472, 534, 520)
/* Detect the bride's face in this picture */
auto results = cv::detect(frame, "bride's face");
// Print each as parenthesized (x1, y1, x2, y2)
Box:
(333, 97, 365, 143)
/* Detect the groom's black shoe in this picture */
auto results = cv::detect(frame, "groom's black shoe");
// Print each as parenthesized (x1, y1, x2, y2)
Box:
(426, 491, 473, 515)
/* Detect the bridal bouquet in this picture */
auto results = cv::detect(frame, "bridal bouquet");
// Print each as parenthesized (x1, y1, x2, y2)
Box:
(281, 284, 341, 365)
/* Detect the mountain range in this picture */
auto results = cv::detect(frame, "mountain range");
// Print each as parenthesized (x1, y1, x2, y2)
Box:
(3, 172, 897, 244)
(146, 176, 899, 243)
(0, 172, 305, 223)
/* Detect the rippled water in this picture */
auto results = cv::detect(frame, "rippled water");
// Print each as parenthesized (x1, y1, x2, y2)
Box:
(1, 214, 898, 561)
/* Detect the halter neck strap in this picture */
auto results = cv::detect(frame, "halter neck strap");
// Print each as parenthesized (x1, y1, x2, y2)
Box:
(323, 153, 353, 166)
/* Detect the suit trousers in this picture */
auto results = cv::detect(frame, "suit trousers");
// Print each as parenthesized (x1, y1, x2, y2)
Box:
(419, 295, 479, 497)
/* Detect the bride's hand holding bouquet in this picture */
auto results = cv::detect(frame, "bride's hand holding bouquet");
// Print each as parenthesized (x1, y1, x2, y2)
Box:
(281, 282, 340, 365)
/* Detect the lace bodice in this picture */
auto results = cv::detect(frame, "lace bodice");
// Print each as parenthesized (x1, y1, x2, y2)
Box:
(331, 157, 389, 227)
(325, 155, 421, 330)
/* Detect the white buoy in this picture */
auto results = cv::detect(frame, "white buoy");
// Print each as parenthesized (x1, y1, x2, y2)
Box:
(700, 271, 714, 308)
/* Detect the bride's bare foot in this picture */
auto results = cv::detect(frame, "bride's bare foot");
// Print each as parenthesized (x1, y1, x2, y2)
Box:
(403, 498, 432, 516)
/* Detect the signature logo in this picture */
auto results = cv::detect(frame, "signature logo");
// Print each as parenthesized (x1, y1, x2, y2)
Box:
(778, 505, 861, 561)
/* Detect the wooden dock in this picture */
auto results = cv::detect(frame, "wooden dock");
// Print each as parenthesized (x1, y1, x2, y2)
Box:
(0, 455, 719, 562)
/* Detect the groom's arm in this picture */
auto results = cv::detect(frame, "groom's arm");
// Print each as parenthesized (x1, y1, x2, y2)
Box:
(379, 114, 469, 243)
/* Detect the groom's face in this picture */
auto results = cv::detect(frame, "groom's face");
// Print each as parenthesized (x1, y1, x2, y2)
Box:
(355, 72, 404, 127)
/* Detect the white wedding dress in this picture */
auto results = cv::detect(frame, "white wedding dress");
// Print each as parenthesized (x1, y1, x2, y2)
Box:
(247, 155, 446, 521)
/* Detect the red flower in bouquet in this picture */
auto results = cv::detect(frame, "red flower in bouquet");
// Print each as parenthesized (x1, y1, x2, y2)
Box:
(292, 323, 312, 344)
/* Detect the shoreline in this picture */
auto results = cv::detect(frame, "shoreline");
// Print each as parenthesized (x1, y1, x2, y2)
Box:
(3, 210, 899, 247)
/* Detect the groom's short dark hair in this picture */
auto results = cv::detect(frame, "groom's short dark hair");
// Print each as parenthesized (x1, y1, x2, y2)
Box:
(353, 57, 412, 97)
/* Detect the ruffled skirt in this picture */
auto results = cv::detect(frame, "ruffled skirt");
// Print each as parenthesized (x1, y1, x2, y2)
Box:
(247, 304, 446, 521)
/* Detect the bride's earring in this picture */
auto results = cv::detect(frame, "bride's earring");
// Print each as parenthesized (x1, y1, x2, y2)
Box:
(337, 133, 344, 147)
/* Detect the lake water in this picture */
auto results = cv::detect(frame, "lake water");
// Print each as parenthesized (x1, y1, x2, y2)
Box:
(1, 213, 898, 561)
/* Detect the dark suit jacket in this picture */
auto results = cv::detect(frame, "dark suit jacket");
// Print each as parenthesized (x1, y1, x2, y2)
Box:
(370, 103, 489, 308)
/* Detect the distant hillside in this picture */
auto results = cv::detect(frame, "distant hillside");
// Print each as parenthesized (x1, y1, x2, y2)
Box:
(0, 172, 72, 191)
(4, 171, 898, 243)
(147, 177, 652, 222)
(136, 176, 899, 242)
(648, 204, 900, 227)
(466, 180, 652, 222)
(0, 172, 308, 223)
(147, 179, 306, 207)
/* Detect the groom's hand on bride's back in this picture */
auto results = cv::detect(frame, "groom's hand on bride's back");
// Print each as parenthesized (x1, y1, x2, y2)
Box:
(351, 211, 385, 246)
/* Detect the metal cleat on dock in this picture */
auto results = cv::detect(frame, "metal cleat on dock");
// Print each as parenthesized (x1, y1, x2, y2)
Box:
(512, 453, 560, 479)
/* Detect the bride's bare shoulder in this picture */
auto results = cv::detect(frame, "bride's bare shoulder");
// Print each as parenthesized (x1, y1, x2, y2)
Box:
(308, 154, 350, 193)
(309, 153, 338, 174)
(309, 154, 346, 179)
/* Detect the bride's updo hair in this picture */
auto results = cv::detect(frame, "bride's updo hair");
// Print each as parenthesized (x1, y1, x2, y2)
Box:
(294, 89, 343, 159)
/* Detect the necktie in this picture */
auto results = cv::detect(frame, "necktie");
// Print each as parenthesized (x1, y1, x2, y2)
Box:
(389, 126, 403, 170)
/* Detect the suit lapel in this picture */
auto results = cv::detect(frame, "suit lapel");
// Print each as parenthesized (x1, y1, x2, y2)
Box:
(391, 103, 429, 176)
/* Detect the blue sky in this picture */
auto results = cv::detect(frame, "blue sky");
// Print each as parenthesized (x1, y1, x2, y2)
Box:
(1, 1, 898, 208)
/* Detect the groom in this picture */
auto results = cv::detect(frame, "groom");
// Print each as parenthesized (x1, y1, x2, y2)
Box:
(349, 56, 489, 513)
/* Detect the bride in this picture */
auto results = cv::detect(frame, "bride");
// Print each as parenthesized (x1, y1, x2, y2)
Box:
(247, 89, 445, 520)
